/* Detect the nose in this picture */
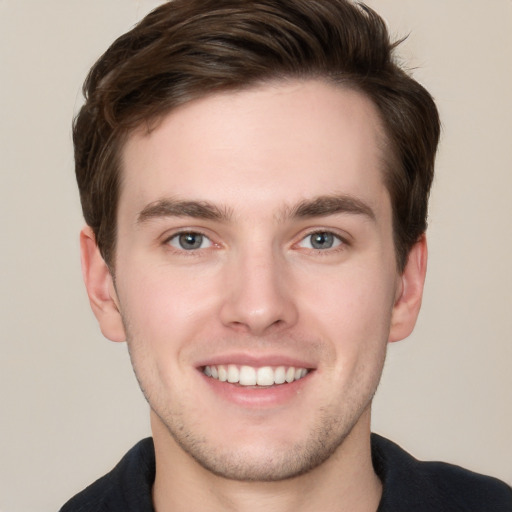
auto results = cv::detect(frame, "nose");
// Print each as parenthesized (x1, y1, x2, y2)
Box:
(219, 247, 298, 336)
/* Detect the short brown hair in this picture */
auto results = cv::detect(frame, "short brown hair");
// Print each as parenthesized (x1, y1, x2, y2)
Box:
(74, 0, 440, 270)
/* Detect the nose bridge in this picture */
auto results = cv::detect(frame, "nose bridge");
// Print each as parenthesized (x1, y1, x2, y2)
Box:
(220, 238, 297, 334)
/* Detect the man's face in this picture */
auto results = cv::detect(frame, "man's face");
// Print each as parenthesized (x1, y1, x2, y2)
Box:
(100, 80, 416, 480)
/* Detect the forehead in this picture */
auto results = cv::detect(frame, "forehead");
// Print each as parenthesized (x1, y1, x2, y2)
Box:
(119, 79, 389, 220)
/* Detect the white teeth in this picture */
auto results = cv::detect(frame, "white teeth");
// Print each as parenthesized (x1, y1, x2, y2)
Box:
(203, 364, 309, 386)
(218, 365, 227, 382)
(239, 366, 257, 386)
(257, 366, 274, 386)
(227, 364, 239, 383)
(274, 366, 286, 384)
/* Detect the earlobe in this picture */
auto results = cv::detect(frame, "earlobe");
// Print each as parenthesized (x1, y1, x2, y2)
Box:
(80, 226, 126, 342)
(389, 235, 428, 343)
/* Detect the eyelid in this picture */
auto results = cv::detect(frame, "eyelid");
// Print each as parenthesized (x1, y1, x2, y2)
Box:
(161, 225, 212, 241)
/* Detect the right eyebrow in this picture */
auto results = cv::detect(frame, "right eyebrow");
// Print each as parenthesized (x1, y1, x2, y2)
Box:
(136, 198, 233, 224)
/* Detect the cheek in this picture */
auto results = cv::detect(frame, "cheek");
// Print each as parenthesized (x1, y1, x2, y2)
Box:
(303, 263, 396, 333)
(297, 260, 396, 382)
(117, 264, 223, 347)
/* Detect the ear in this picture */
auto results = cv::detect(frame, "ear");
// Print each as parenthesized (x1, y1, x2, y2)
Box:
(80, 226, 126, 342)
(389, 235, 428, 343)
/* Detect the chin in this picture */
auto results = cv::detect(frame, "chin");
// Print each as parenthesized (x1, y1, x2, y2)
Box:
(157, 404, 365, 482)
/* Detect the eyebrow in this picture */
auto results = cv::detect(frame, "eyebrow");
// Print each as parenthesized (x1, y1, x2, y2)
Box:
(136, 194, 375, 225)
(137, 199, 233, 224)
(289, 194, 376, 222)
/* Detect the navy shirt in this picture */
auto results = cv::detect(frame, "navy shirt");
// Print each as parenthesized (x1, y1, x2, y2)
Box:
(60, 434, 512, 511)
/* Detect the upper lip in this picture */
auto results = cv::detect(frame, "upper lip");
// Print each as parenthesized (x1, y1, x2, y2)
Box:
(195, 352, 317, 370)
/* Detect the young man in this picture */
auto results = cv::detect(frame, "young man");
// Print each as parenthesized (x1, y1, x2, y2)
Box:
(61, 0, 512, 510)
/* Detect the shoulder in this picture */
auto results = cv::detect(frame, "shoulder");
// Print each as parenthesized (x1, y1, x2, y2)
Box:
(372, 434, 512, 512)
(59, 438, 155, 512)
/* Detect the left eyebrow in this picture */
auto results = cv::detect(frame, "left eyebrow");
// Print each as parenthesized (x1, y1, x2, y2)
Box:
(288, 194, 376, 222)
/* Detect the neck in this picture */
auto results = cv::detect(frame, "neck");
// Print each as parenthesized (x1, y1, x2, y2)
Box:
(151, 409, 382, 512)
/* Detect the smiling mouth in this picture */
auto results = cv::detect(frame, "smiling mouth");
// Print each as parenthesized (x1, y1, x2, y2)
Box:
(203, 364, 310, 387)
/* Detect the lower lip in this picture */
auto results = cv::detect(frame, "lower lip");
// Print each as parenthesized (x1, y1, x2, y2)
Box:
(200, 371, 312, 408)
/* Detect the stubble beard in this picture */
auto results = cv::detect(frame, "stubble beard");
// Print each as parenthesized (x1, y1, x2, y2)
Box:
(133, 357, 383, 482)
(150, 398, 375, 483)
(124, 320, 386, 483)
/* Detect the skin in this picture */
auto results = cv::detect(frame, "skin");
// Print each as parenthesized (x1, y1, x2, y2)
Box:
(81, 80, 427, 512)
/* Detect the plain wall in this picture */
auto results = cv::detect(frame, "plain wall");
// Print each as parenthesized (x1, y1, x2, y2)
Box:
(1, 1, 511, 511)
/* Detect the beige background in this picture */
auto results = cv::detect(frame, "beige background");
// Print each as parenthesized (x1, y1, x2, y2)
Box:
(1, 1, 511, 511)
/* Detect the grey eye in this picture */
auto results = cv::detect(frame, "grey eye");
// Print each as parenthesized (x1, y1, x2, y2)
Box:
(168, 232, 212, 250)
(311, 232, 334, 249)
(299, 232, 342, 250)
